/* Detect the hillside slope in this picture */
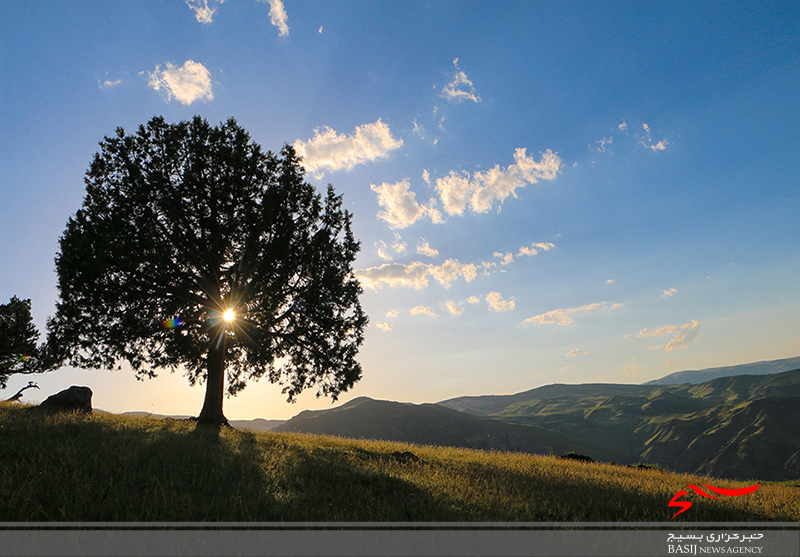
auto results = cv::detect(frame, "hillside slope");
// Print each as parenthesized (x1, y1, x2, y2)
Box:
(644, 355, 800, 386)
(277, 370, 800, 481)
(274, 396, 581, 456)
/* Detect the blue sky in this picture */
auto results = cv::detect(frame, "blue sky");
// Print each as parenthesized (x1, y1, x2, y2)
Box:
(1, 1, 799, 420)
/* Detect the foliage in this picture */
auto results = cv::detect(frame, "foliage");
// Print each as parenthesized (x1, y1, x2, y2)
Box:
(0, 297, 42, 389)
(1, 404, 796, 522)
(46, 116, 367, 423)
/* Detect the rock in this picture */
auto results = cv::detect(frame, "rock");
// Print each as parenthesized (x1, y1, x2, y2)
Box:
(40, 386, 93, 413)
(390, 451, 421, 464)
(558, 452, 594, 463)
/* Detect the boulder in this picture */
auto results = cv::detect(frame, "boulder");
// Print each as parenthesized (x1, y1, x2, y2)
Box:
(40, 386, 93, 413)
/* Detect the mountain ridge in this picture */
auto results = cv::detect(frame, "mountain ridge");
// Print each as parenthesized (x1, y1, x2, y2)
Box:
(275, 366, 800, 481)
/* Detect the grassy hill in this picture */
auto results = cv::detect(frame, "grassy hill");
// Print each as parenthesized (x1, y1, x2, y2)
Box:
(1, 403, 797, 522)
(276, 370, 800, 481)
(275, 396, 580, 456)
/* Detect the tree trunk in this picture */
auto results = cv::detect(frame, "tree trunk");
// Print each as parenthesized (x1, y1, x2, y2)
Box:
(196, 335, 228, 426)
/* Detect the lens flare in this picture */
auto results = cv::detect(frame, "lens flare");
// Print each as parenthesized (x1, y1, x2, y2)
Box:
(223, 309, 235, 322)
(162, 318, 184, 329)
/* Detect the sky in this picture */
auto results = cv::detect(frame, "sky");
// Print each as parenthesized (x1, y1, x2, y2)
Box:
(1, 1, 799, 420)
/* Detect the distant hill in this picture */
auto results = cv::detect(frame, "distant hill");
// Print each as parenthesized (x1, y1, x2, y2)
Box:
(277, 369, 800, 481)
(274, 396, 579, 456)
(120, 412, 286, 431)
(643, 355, 800, 385)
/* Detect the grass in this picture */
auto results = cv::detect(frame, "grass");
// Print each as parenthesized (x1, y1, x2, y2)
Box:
(1, 402, 797, 522)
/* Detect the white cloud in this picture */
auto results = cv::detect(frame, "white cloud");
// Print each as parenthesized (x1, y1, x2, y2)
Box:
(417, 238, 439, 257)
(294, 120, 402, 176)
(186, 0, 223, 23)
(355, 262, 430, 290)
(444, 300, 464, 315)
(566, 349, 587, 357)
(371, 180, 443, 229)
(646, 139, 669, 152)
(386, 309, 399, 318)
(440, 58, 481, 103)
(434, 171, 474, 216)
(493, 252, 514, 265)
(318, 26, 323, 34)
(435, 148, 563, 215)
(466, 295, 481, 304)
(642, 123, 651, 134)
(99, 78, 122, 89)
(661, 288, 678, 297)
(486, 292, 515, 313)
(517, 242, 555, 257)
(356, 259, 477, 290)
(428, 259, 477, 287)
(148, 60, 214, 105)
(374, 322, 393, 332)
(376, 232, 408, 260)
(594, 137, 613, 152)
(265, 0, 289, 36)
(376, 241, 393, 261)
(638, 320, 701, 351)
(523, 301, 624, 327)
(618, 121, 628, 132)
(391, 232, 407, 253)
(410, 306, 439, 318)
(607, 279, 615, 284)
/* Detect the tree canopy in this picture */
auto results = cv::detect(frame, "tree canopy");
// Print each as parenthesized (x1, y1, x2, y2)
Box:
(46, 116, 367, 424)
(0, 296, 43, 389)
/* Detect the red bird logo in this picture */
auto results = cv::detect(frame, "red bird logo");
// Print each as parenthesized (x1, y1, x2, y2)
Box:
(669, 483, 761, 519)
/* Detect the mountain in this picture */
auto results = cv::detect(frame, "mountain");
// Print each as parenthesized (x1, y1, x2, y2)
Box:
(276, 368, 800, 481)
(643, 355, 800, 385)
(274, 396, 580, 456)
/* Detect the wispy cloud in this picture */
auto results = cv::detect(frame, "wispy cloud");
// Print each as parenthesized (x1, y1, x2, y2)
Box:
(493, 252, 514, 265)
(440, 58, 480, 103)
(295, 120, 402, 177)
(661, 288, 678, 297)
(435, 148, 563, 215)
(98, 77, 122, 89)
(375, 233, 408, 261)
(444, 300, 464, 315)
(638, 320, 701, 351)
(517, 242, 555, 257)
(265, 0, 289, 36)
(417, 238, 439, 257)
(566, 349, 587, 356)
(371, 180, 442, 229)
(374, 322, 393, 332)
(186, 0, 223, 23)
(410, 306, 439, 318)
(486, 292, 515, 312)
(148, 60, 213, 105)
(523, 301, 624, 327)
(640, 122, 669, 152)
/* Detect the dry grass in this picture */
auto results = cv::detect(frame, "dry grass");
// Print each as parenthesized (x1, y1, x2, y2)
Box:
(1, 403, 797, 522)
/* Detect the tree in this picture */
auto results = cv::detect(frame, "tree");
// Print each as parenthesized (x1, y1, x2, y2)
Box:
(46, 116, 368, 425)
(0, 296, 43, 389)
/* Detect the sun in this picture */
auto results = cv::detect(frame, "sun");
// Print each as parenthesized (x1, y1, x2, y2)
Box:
(223, 309, 235, 322)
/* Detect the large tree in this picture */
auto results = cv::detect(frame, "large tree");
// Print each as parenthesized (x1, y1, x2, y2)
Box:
(0, 296, 43, 389)
(46, 116, 367, 425)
